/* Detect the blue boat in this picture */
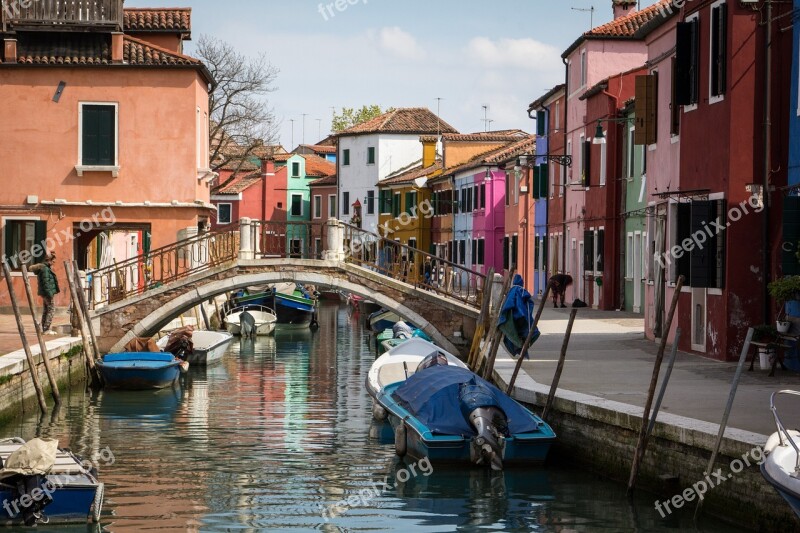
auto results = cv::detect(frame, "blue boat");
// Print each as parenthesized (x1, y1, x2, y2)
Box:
(0, 437, 104, 526)
(368, 309, 402, 332)
(272, 288, 316, 328)
(377, 363, 556, 470)
(96, 352, 184, 390)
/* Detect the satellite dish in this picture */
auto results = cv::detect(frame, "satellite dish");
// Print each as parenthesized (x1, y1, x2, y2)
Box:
(414, 176, 429, 189)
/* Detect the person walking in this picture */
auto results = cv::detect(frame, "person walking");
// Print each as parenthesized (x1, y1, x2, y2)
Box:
(30, 253, 60, 334)
(549, 273, 573, 309)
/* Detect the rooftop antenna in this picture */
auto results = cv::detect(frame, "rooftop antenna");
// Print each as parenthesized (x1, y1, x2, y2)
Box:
(482, 104, 491, 132)
(289, 119, 295, 149)
(301, 113, 308, 145)
(571, 5, 595, 30)
(317, 119, 322, 142)
(436, 97, 443, 137)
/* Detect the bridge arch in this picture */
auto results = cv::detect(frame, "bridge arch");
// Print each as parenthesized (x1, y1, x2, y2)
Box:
(96, 260, 479, 356)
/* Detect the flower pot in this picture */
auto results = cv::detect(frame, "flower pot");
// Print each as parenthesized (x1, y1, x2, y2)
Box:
(759, 347, 775, 371)
(777, 320, 792, 334)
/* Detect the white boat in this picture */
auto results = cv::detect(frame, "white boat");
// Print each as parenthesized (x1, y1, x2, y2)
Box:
(366, 338, 468, 401)
(224, 305, 277, 337)
(157, 330, 233, 366)
(762, 390, 800, 519)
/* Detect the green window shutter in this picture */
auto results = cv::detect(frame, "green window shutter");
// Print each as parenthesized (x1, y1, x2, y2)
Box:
(34, 221, 47, 263)
(532, 166, 541, 200)
(405, 192, 412, 215)
(82, 105, 115, 166)
(539, 163, 549, 198)
(782, 197, 800, 276)
(3, 223, 13, 263)
(536, 110, 546, 136)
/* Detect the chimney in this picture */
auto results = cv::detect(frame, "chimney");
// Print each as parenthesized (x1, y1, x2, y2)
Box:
(612, 0, 637, 20)
(420, 136, 438, 168)
(4, 39, 17, 64)
(111, 32, 124, 63)
(263, 158, 276, 176)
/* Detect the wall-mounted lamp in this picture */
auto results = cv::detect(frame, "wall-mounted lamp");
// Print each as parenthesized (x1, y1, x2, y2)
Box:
(592, 117, 635, 145)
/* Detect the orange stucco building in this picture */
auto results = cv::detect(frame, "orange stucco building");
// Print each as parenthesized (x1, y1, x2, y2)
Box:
(0, 3, 213, 308)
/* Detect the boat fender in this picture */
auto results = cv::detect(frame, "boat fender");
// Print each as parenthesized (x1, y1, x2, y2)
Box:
(92, 482, 105, 523)
(372, 403, 388, 421)
(395, 424, 407, 457)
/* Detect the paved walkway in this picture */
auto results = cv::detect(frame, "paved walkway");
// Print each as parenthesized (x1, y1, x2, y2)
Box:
(519, 306, 799, 436)
(0, 312, 71, 355)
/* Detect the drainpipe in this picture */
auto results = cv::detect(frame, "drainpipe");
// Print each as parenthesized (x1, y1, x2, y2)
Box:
(762, 0, 773, 323)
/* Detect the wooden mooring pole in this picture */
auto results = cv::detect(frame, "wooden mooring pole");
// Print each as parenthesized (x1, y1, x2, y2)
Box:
(467, 267, 494, 370)
(646, 328, 682, 437)
(19, 263, 61, 404)
(541, 308, 578, 419)
(479, 269, 515, 378)
(627, 275, 684, 494)
(64, 261, 100, 388)
(71, 261, 101, 362)
(694, 326, 755, 521)
(506, 282, 553, 394)
(2, 261, 48, 413)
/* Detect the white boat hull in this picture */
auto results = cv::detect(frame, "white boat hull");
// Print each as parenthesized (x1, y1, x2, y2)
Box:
(224, 308, 277, 337)
(156, 330, 233, 366)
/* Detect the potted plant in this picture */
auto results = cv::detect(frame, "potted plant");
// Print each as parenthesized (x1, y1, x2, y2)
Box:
(768, 276, 800, 331)
(753, 324, 779, 370)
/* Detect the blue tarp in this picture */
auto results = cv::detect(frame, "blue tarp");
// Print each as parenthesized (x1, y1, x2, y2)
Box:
(392, 366, 540, 436)
(497, 274, 540, 357)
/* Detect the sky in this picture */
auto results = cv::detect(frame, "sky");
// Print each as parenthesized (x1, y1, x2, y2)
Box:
(126, 0, 661, 149)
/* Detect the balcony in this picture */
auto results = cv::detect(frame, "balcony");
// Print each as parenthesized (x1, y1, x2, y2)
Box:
(1, 0, 123, 32)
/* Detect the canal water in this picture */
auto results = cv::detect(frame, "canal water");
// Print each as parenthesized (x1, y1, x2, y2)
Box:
(2, 303, 744, 532)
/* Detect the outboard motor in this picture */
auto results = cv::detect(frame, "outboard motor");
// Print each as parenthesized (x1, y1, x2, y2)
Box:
(416, 352, 449, 372)
(459, 383, 509, 471)
(241, 311, 256, 338)
(8, 475, 53, 525)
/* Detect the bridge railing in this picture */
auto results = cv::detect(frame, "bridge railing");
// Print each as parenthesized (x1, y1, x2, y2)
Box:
(88, 224, 241, 309)
(249, 220, 328, 260)
(341, 223, 486, 309)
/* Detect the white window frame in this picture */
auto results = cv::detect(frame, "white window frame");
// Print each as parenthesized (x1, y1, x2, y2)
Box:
(313, 195, 322, 219)
(550, 163, 555, 199)
(628, 125, 636, 180)
(708, 0, 727, 106)
(291, 161, 301, 178)
(554, 101, 560, 131)
(290, 193, 303, 217)
(566, 139, 572, 188)
(328, 194, 336, 217)
(367, 146, 376, 166)
(578, 134, 585, 188)
(626, 232, 635, 279)
(217, 203, 232, 225)
(580, 48, 587, 88)
(77, 101, 120, 177)
(600, 133, 607, 186)
(2, 216, 43, 276)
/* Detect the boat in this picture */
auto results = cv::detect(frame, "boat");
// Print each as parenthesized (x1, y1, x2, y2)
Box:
(379, 362, 556, 470)
(761, 390, 800, 518)
(366, 338, 467, 401)
(0, 437, 104, 526)
(96, 352, 184, 390)
(223, 305, 277, 336)
(368, 309, 404, 332)
(272, 286, 317, 328)
(157, 329, 233, 365)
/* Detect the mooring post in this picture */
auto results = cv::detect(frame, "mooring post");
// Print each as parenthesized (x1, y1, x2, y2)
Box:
(481, 269, 516, 380)
(627, 275, 685, 494)
(507, 282, 553, 394)
(540, 308, 578, 419)
(694, 326, 755, 520)
(64, 261, 100, 388)
(71, 261, 101, 362)
(2, 260, 48, 413)
(468, 267, 495, 370)
(20, 263, 61, 404)
(646, 328, 682, 437)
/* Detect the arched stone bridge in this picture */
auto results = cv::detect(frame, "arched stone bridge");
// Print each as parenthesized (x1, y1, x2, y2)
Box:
(89, 219, 486, 355)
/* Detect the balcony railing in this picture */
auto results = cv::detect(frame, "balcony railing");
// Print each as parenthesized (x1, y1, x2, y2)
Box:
(1, 0, 123, 31)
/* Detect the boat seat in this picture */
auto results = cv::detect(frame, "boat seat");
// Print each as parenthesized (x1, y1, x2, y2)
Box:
(378, 362, 416, 388)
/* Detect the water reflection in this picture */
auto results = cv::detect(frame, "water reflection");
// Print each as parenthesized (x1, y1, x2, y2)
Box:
(0, 302, 747, 532)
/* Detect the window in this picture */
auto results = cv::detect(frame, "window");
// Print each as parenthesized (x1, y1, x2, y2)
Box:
(380, 190, 392, 214)
(408, 238, 417, 263)
(710, 1, 727, 100)
(477, 238, 485, 266)
(600, 136, 607, 186)
(472, 239, 478, 265)
(392, 193, 401, 217)
(290, 194, 303, 217)
(314, 238, 322, 259)
(628, 125, 636, 179)
(455, 188, 461, 213)
(465, 187, 473, 212)
(670, 58, 681, 136)
(366, 190, 375, 215)
(480, 184, 486, 209)
(405, 191, 417, 215)
(79, 103, 117, 170)
(554, 101, 560, 131)
(536, 110, 546, 136)
(503, 237, 510, 270)
(342, 191, 350, 215)
(291, 162, 301, 178)
(343, 149, 350, 166)
(675, 16, 700, 107)
(367, 147, 376, 165)
(473, 185, 479, 210)
(313, 195, 322, 219)
(505, 175, 510, 206)
(674, 200, 726, 288)
(511, 235, 518, 269)
(218, 203, 232, 225)
(4, 220, 46, 269)
(580, 49, 587, 87)
(459, 240, 466, 266)
(514, 170, 521, 205)
(627, 233, 635, 278)
(328, 195, 336, 217)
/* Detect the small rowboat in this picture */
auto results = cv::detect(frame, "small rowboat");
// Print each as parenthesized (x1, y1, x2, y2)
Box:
(96, 352, 184, 390)
(224, 305, 277, 336)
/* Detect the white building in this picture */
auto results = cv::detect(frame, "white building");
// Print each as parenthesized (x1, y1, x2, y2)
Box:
(335, 108, 457, 233)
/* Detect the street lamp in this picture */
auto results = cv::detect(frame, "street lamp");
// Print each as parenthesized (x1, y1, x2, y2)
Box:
(592, 117, 635, 145)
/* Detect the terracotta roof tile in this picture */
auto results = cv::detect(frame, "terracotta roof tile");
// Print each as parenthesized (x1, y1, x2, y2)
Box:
(442, 132, 527, 143)
(309, 174, 337, 187)
(300, 144, 336, 154)
(273, 153, 292, 162)
(302, 154, 336, 177)
(124, 35, 201, 66)
(214, 171, 261, 195)
(124, 8, 192, 33)
(382, 161, 443, 186)
(442, 135, 536, 176)
(336, 107, 458, 136)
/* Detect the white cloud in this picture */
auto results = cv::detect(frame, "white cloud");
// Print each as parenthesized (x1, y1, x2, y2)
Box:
(467, 37, 562, 72)
(376, 27, 426, 61)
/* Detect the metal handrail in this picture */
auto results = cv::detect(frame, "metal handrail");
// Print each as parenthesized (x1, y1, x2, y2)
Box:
(769, 390, 800, 473)
(89, 224, 241, 308)
(341, 222, 486, 309)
